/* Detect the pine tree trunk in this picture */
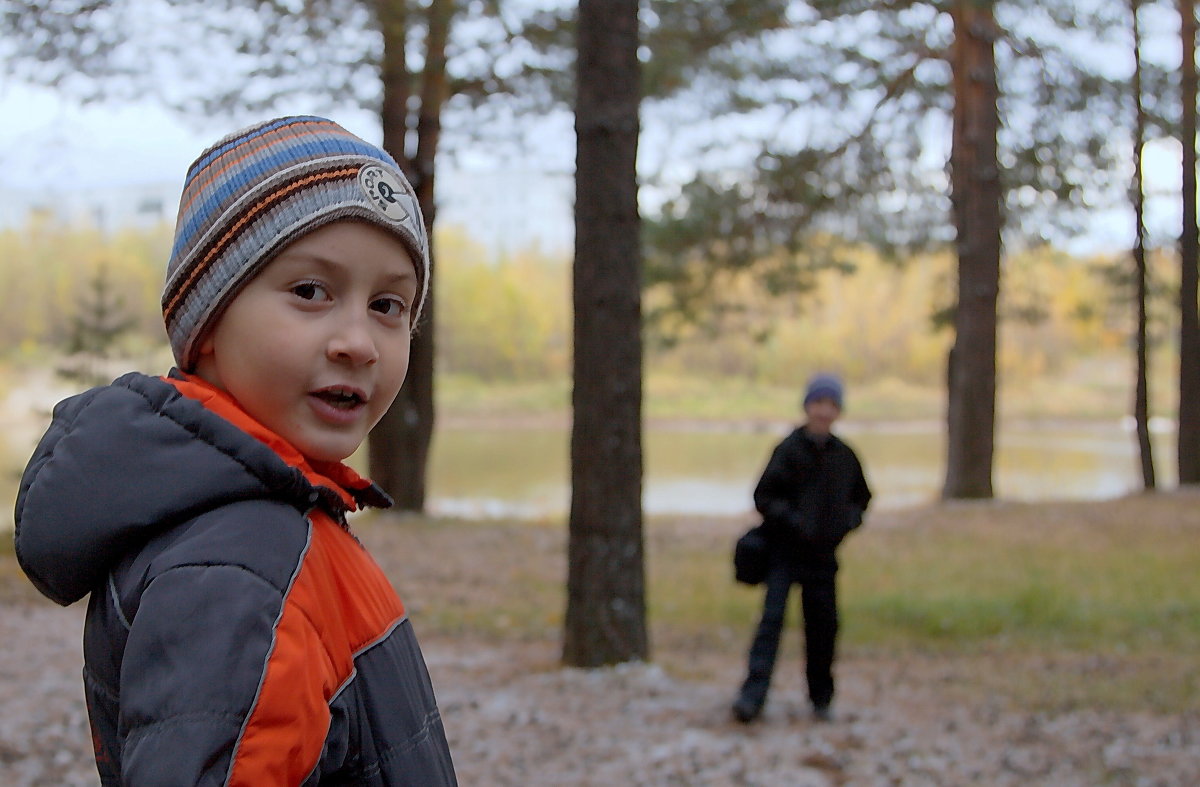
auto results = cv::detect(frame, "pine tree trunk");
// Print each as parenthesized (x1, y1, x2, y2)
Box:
(1133, 0, 1156, 490)
(563, 0, 648, 667)
(1179, 0, 1200, 485)
(943, 1, 1001, 500)
(368, 0, 450, 511)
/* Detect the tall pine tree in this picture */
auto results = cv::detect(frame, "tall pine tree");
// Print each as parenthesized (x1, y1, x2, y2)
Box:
(564, 0, 647, 667)
(1179, 0, 1200, 485)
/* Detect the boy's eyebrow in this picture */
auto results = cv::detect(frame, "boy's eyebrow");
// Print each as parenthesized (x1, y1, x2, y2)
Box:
(381, 269, 418, 286)
(269, 251, 340, 273)
(273, 252, 417, 285)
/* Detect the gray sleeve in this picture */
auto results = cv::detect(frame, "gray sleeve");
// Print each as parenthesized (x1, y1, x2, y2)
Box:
(119, 562, 285, 786)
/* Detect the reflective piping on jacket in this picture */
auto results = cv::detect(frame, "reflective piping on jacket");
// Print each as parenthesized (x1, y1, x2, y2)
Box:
(107, 573, 132, 632)
(222, 517, 314, 787)
(325, 616, 408, 708)
(299, 616, 409, 784)
(223, 509, 408, 785)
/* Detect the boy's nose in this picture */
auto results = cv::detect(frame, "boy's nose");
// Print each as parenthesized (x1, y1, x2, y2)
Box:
(327, 315, 379, 366)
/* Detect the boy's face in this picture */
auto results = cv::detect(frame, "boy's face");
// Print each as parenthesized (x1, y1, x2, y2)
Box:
(804, 396, 841, 437)
(194, 220, 418, 463)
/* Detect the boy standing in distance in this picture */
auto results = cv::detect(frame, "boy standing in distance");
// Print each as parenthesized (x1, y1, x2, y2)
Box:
(15, 116, 457, 785)
(733, 373, 872, 724)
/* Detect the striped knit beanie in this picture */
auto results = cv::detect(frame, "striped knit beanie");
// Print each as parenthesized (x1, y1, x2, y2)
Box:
(162, 115, 429, 371)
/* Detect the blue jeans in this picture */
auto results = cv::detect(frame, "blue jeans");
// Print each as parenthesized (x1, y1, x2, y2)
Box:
(738, 560, 838, 711)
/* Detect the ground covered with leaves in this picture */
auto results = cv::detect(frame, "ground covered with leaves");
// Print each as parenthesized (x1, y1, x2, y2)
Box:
(1, 498, 1197, 786)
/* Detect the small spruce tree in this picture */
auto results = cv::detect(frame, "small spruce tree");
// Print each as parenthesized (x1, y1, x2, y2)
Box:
(58, 262, 135, 388)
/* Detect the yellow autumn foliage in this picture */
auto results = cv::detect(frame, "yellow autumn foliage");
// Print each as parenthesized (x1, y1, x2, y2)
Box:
(0, 217, 1173, 395)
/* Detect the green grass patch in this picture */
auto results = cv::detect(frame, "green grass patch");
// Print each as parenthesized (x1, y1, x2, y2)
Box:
(642, 497, 1200, 657)
(641, 495, 1200, 711)
(837, 497, 1200, 653)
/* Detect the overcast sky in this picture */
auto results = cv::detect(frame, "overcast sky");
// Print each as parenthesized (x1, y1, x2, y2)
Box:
(0, 78, 1187, 255)
(0, 81, 387, 191)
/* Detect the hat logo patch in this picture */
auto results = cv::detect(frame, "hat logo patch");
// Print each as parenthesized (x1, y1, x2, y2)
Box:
(359, 164, 415, 225)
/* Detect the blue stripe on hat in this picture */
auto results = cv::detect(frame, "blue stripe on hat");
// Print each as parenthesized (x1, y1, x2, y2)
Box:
(171, 135, 390, 261)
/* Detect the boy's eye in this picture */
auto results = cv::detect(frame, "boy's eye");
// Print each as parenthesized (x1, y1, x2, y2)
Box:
(291, 281, 330, 301)
(371, 296, 407, 317)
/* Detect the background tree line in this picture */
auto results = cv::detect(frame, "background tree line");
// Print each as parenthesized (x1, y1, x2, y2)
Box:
(0, 218, 1178, 407)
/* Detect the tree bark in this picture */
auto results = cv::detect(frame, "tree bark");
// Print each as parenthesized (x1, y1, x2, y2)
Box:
(1132, 0, 1156, 491)
(369, 0, 450, 511)
(1179, 0, 1200, 485)
(943, 1, 1002, 500)
(563, 0, 648, 667)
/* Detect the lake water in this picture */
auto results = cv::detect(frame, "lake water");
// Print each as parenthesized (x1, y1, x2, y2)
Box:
(427, 419, 1178, 520)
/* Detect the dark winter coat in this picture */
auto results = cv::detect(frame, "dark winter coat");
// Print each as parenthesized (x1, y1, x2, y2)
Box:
(753, 426, 872, 579)
(14, 371, 457, 786)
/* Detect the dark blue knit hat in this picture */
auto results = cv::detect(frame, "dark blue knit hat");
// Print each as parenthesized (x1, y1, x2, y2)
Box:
(803, 373, 844, 409)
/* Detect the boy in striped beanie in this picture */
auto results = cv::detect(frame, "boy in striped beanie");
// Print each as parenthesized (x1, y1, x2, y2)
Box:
(16, 117, 457, 784)
(164, 114, 430, 370)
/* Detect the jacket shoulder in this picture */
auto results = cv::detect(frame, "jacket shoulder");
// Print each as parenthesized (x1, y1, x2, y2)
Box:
(138, 499, 312, 593)
(103, 499, 311, 645)
(830, 434, 864, 463)
(768, 428, 806, 456)
(16, 373, 315, 606)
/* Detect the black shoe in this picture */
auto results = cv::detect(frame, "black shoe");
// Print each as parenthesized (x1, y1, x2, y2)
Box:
(812, 703, 833, 722)
(732, 697, 761, 723)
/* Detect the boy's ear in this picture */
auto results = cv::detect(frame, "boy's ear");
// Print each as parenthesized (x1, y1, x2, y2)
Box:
(191, 335, 222, 388)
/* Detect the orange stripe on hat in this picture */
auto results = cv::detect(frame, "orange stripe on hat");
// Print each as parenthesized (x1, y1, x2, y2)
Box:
(163, 166, 358, 320)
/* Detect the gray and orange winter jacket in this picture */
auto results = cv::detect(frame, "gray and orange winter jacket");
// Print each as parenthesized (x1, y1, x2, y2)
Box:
(14, 371, 457, 786)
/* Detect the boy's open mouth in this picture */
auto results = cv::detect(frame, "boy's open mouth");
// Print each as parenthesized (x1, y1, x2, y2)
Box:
(312, 387, 366, 410)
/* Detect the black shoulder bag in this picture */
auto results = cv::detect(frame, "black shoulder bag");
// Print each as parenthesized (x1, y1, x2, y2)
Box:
(733, 523, 769, 585)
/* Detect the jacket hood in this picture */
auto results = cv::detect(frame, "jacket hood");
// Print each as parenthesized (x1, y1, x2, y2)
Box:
(14, 372, 390, 606)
